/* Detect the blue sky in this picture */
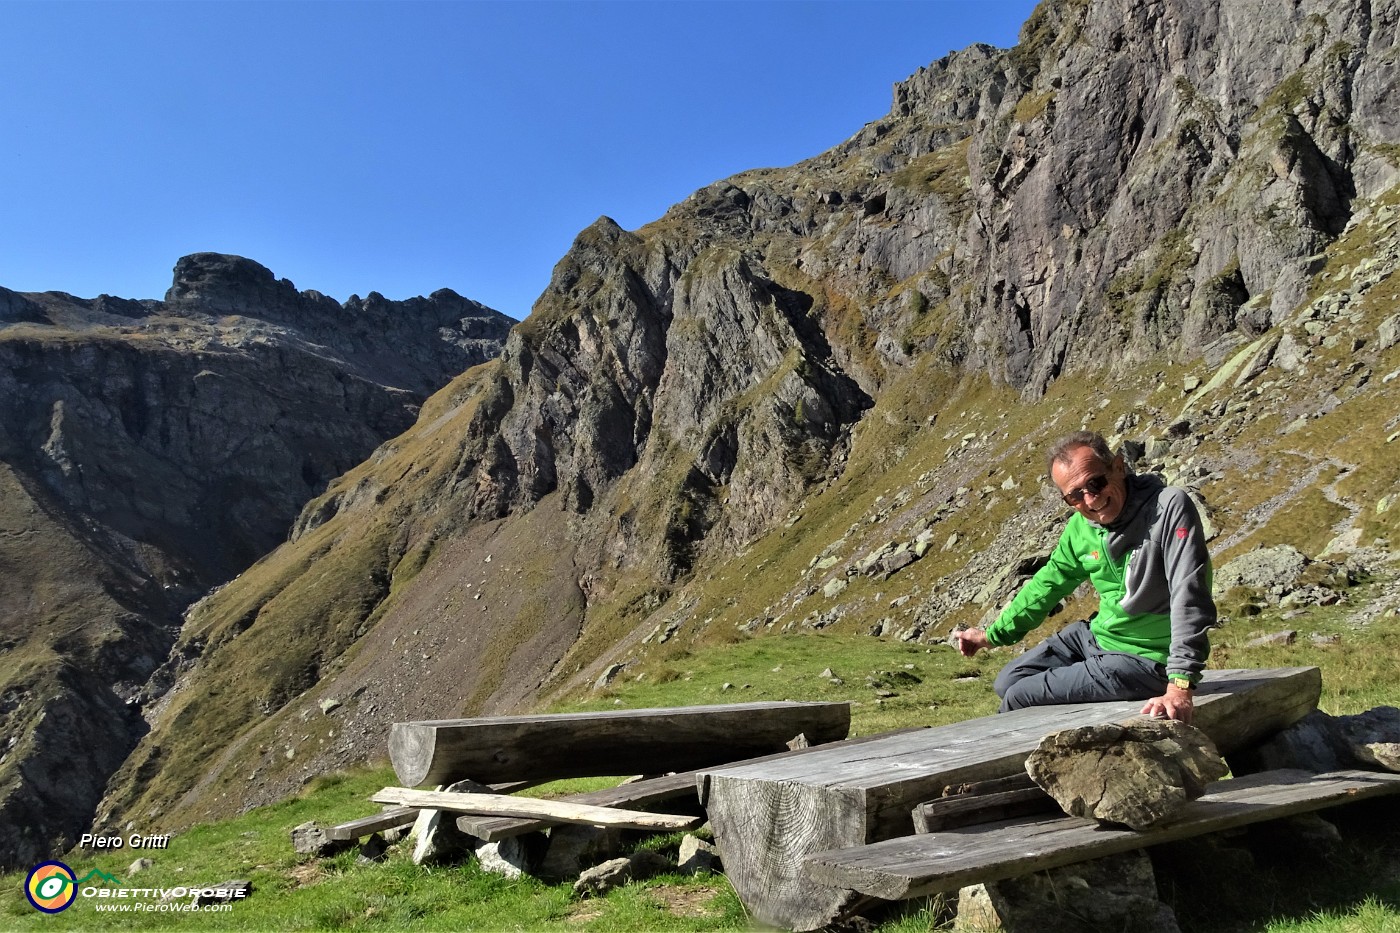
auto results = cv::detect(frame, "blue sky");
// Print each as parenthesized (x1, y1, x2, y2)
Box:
(2, 1, 1039, 320)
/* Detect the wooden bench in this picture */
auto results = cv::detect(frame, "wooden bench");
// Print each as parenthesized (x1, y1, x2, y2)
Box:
(389, 700, 850, 786)
(697, 667, 1321, 931)
(804, 768, 1400, 900)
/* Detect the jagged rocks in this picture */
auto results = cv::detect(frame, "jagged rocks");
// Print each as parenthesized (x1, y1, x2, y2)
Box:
(1025, 719, 1230, 830)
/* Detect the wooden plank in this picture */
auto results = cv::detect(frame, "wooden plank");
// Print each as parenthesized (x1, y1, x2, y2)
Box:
(913, 787, 1056, 834)
(805, 768, 1400, 901)
(327, 807, 418, 842)
(458, 772, 695, 841)
(328, 779, 537, 842)
(390, 700, 850, 787)
(697, 667, 1319, 931)
(458, 726, 931, 842)
(372, 787, 703, 831)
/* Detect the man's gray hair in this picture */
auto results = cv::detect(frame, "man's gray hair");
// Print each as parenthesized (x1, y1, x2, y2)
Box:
(1046, 430, 1114, 478)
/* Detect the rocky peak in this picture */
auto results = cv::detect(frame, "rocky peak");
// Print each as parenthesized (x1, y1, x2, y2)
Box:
(165, 252, 305, 317)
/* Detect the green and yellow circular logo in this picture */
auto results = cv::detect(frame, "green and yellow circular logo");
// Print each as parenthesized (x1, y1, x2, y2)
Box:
(25, 861, 77, 913)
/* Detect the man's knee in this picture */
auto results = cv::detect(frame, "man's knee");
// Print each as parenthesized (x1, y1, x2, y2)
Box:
(997, 678, 1036, 712)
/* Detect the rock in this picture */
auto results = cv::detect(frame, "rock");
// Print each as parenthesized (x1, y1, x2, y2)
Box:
(1025, 718, 1229, 830)
(537, 825, 625, 882)
(1354, 743, 1400, 771)
(1337, 706, 1400, 773)
(1215, 545, 1310, 595)
(1227, 709, 1350, 775)
(358, 833, 389, 864)
(955, 850, 1179, 932)
(318, 698, 342, 715)
(128, 857, 154, 876)
(291, 821, 350, 857)
(1378, 312, 1400, 351)
(572, 848, 673, 898)
(594, 664, 624, 690)
(474, 835, 540, 879)
(878, 548, 918, 578)
(1245, 630, 1297, 647)
(573, 857, 632, 897)
(823, 578, 849, 598)
(678, 835, 720, 874)
(409, 779, 482, 865)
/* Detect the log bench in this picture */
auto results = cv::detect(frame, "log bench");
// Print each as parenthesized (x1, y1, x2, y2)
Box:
(804, 768, 1400, 901)
(697, 667, 1321, 931)
(389, 700, 850, 786)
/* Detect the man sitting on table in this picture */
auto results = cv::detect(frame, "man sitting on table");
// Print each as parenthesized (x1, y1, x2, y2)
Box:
(952, 431, 1215, 723)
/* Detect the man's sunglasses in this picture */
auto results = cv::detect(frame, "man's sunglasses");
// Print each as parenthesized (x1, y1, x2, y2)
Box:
(1062, 474, 1109, 506)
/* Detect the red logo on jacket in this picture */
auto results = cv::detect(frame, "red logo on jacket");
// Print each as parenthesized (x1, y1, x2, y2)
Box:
(1176, 528, 1188, 540)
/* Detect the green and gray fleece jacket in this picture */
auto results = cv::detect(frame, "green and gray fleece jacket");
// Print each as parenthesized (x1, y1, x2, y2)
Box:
(984, 473, 1216, 682)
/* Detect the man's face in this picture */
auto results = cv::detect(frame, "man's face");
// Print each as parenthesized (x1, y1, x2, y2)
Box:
(1051, 444, 1128, 525)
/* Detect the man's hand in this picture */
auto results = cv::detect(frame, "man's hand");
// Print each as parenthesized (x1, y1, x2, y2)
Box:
(952, 627, 990, 658)
(1140, 683, 1194, 724)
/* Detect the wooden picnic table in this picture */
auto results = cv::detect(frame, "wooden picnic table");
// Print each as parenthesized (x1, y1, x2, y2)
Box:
(697, 667, 1321, 931)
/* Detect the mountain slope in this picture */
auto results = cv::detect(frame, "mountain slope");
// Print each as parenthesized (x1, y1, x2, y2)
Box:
(0, 254, 512, 868)
(100, 0, 1399, 833)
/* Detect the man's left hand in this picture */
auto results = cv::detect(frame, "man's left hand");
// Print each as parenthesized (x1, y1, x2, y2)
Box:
(1140, 683, 1194, 724)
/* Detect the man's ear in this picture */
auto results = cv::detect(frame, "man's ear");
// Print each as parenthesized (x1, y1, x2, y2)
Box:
(1111, 454, 1125, 474)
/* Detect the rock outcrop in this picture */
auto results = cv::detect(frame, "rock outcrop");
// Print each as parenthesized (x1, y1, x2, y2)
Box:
(0, 255, 511, 868)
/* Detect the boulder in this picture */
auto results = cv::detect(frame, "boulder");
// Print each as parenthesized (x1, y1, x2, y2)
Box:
(678, 835, 720, 874)
(1215, 545, 1310, 595)
(474, 834, 540, 879)
(290, 821, 351, 858)
(1025, 718, 1229, 830)
(1338, 706, 1400, 772)
(537, 824, 625, 882)
(955, 850, 1179, 932)
(410, 779, 483, 865)
(572, 848, 673, 897)
(1227, 709, 1350, 775)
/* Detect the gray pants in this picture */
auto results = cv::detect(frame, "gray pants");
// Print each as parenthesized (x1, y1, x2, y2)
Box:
(994, 619, 1167, 712)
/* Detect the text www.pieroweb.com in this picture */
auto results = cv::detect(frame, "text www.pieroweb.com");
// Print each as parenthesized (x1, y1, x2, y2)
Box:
(91, 901, 233, 913)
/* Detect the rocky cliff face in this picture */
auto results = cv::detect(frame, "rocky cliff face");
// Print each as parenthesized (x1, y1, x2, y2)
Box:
(95, 0, 1400, 839)
(0, 255, 511, 868)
